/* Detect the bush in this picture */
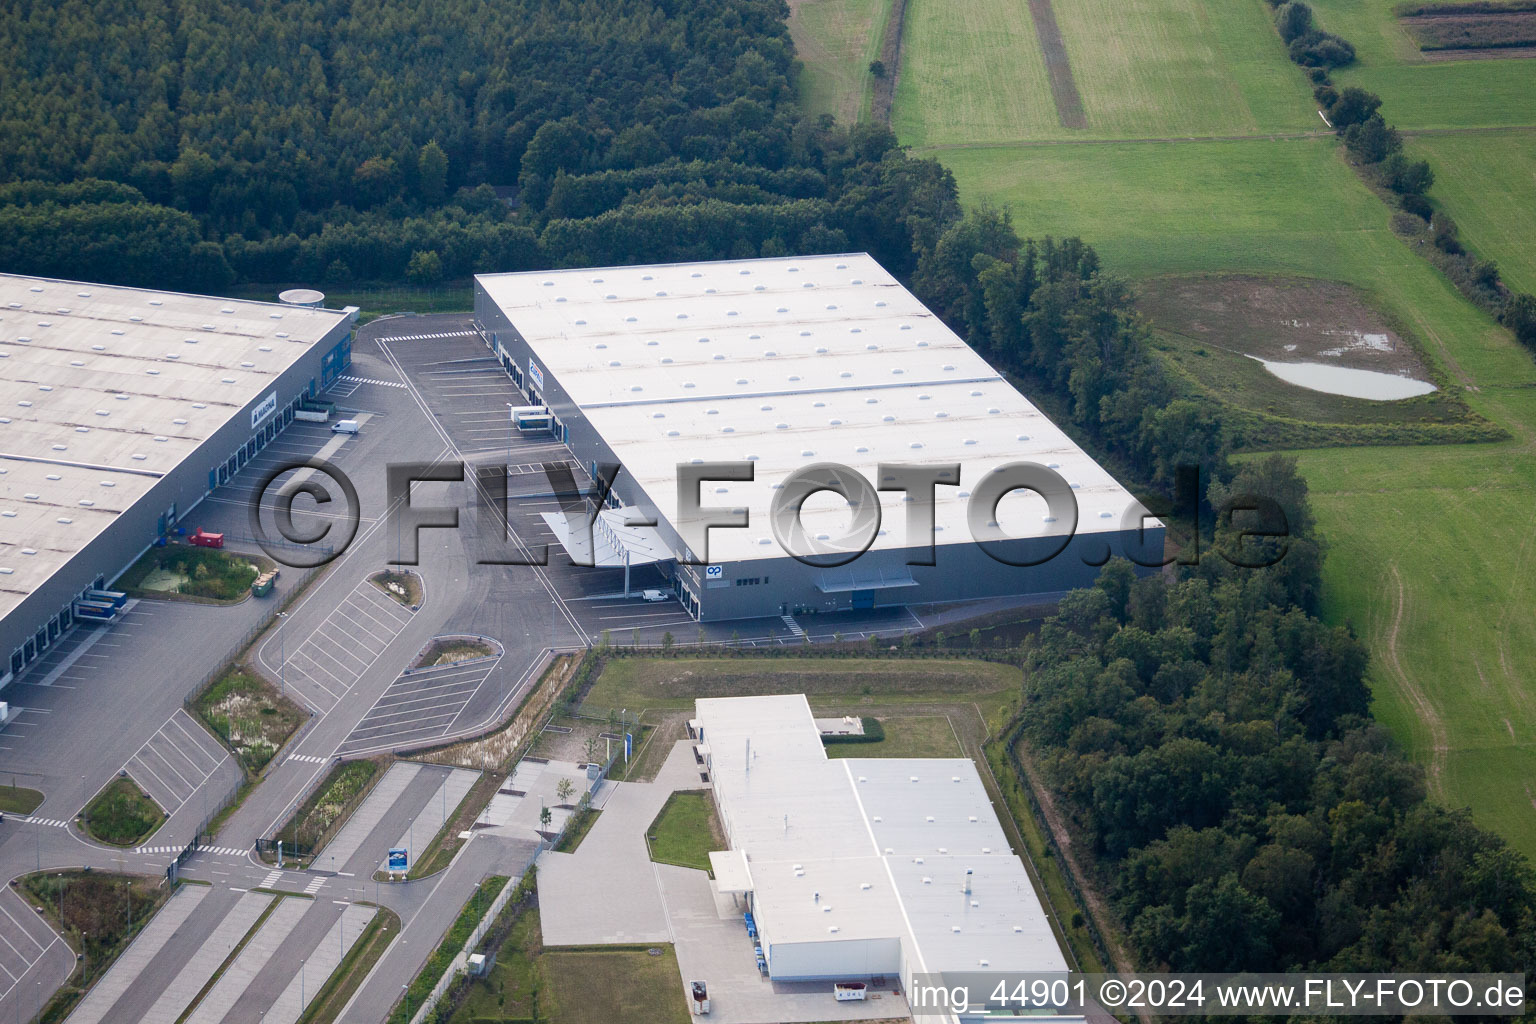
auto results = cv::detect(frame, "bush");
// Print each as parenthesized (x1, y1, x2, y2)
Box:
(1384, 153, 1435, 195)
(821, 716, 886, 744)
(1503, 293, 1536, 349)
(1327, 86, 1381, 128)
(1307, 67, 1330, 84)
(1313, 84, 1339, 108)
(1431, 214, 1462, 253)
(1291, 31, 1356, 67)
(1342, 114, 1401, 163)
(1275, 1, 1314, 43)
(1399, 192, 1433, 221)
(1390, 211, 1427, 237)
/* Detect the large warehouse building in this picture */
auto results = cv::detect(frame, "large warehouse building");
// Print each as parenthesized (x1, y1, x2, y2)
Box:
(691, 694, 1071, 1019)
(0, 274, 354, 688)
(474, 253, 1161, 622)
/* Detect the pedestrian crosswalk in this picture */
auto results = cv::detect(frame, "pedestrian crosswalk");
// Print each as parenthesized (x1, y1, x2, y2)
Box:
(23, 815, 70, 828)
(259, 869, 283, 889)
(334, 375, 407, 389)
(781, 614, 805, 638)
(287, 753, 329, 764)
(304, 875, 326, 895)
(379, 330, 478, 342)
(132, 843, 247, 856)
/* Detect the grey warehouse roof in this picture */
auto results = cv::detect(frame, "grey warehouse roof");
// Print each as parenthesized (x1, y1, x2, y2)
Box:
(695, 694, 1067, 978)
(477, 254, 1151, 564)
(0, 274, 351, 616)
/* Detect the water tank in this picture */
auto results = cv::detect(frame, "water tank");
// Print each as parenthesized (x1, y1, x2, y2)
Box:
(278, 288, 326, 308)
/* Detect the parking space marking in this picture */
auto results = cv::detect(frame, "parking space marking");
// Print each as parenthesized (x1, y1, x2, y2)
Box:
(272, 578, 418, 713)
(337, 657, 500, 754)
(124, 709, 235, 815)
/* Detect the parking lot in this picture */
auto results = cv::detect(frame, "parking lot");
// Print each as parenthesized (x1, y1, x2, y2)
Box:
(258, 578, 416, 714)
(123, 708, 238, 817)
(337, 653, 503, 756)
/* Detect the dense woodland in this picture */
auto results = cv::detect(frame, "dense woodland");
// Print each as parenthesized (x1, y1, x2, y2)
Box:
(0, 0, 953, 289)
(3, 0, 1534, 984)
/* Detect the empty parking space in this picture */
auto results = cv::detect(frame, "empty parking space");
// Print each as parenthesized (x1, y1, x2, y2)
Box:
(337, 656, 501, 755)
(273, 579, 416, 713)
(0, 889, 58, 1005)
(124, 709, 234, 815)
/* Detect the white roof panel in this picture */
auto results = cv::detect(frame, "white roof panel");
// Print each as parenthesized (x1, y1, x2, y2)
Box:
(477, 254, 1149, 564)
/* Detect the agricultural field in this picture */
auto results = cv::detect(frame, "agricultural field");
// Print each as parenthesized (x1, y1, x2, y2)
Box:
(1307, 0, 1536, 128)
(1411, 130, 1536, 293)
(893, 0, 1316, 145)
(863, 0, 1536, 858)
(786, 0, 894, 124)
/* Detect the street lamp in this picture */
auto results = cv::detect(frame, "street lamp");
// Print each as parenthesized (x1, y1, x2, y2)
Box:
(277, 612, 288, 696)
(506, 402, 514, 469)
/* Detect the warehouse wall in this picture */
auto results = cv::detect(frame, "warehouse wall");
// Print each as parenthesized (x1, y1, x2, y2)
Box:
(765, 936, 902, 981)
(2, 317, 352, 686)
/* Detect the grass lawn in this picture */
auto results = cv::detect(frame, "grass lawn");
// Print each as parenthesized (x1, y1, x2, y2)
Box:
(391, 876, 509, 1024)
(451, 909, 689, 1024)
(195, 668, 307, 774)
(20, 870, 171, 1022)
(552, 805, 600, 854)
(1411, 130, 1536, 294)
(84, 777, 164, 846)
(787, 0, 894, 124)
(229, 281, 471, 323)
(115, 544, 270, 602)
(824, 714, 963, 758)
(297, 907, 399, 1024)
(0, 784, 43, 814)
(275, 758, 381, 857)
(369, 569, 422, 608)
(646, 790, 724, 874)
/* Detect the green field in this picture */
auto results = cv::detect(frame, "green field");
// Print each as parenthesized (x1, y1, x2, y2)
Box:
(893, 0, 1316, 145)
(823, 714, 963, 758)
(1412, 130, 1536, 294)
(874, 0, 1536, 858)
(84, 777, 164, 846)
(787, 0, 894, 124)
(1307, 0, 1536, 129)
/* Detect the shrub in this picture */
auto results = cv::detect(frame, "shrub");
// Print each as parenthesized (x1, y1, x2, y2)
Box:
(1327, 87, 1381, 128)
(1384, 153, 1435, 195)
(1431, 214, 1462, 253)
(1399, 193, 1433, 221)
(1503, 293, 1536, 349)
(1390, 211, 1426, 237)
(868, 59, 886, 78)
(1342, 114, 1401, 163)
(1275, 1, 1314, 43)
(1307, 67, 1330, 84)
(1313, 84, 1339, 108)
(1291, 31, 1356, 67)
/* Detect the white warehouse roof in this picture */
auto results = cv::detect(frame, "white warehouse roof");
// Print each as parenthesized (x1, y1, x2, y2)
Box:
(0, 274, 351, 615)
(694, 694, 1067, 979)
(477, 254, 1150, 564)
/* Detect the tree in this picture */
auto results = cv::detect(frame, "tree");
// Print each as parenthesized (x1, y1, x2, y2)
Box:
(868, 59, 887, 78)
(582, 735, 600, 765)
(1327, 87, 1381, 129)
(1382, 153, 1434, 196)
(539, 805, 552, 831)
(661, 631, 674, 654)
(1341, 114, 1400, 164)
(417, 140, 448, 204)
(1502, 293, 1536, 349)
(555, 777, 575, 805)
(1274, 1, 1313, 43)
(405, 249, 443, 284)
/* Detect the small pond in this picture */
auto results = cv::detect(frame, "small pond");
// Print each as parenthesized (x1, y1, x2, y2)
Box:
(1249, 356, 1436, 400)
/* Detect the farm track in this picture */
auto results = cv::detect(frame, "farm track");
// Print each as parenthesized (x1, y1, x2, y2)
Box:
(1026, 0, 1087, 129)
(913, 122, 1536, 152)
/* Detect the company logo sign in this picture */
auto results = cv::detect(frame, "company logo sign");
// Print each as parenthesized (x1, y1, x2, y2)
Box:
(250, 390, 278, 428)
(528, 359, 544, 391)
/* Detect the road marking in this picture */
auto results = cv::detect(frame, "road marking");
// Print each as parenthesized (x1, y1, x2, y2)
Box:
(287, 753, 328, 764)
(22, 816, 69, 828)
(377, 330, 478, 342)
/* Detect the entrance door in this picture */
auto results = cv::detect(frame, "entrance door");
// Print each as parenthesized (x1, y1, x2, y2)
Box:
(852, 589, 875, 610)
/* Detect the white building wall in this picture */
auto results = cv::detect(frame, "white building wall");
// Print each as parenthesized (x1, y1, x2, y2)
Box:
(765, 937, 901, 981)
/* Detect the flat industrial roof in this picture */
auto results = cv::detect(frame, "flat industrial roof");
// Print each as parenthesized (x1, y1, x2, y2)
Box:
(694, 694, 1067, 977)
(0, 274, 351, 616)
(478, 254, 1149, 564)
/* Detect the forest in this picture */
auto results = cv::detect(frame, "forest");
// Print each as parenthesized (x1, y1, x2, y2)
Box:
(0, 0, 952, 290)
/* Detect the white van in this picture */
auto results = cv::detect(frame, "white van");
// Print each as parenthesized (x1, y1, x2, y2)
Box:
(642, 589, 668, 602)
(331, 419, 359, 434)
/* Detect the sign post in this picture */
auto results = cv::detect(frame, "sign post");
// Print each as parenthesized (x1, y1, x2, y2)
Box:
(388, 847, 408, 877)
